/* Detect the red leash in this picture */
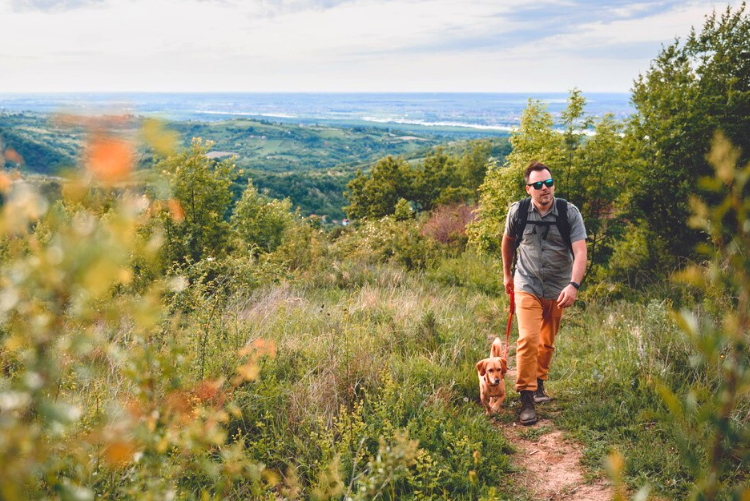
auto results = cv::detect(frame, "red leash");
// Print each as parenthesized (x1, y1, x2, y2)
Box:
(503, 289, 515, 360)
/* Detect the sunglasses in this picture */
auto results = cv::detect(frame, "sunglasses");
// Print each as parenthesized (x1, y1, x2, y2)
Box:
(527, 178, 554, 190)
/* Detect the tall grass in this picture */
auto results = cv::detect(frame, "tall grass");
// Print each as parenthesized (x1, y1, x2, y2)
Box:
(187, 264, 516, 499)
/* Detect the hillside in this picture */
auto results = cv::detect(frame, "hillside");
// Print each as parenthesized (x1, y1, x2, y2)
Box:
(171, 118, 443, 173)
(0, 111, 510, 220)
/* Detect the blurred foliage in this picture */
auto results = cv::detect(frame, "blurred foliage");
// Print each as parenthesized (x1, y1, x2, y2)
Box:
(0, 130, 277, 500)
(664, 132, 750, 500)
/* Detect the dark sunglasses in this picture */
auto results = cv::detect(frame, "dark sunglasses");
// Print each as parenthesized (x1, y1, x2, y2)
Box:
(527, 178, 554, 190)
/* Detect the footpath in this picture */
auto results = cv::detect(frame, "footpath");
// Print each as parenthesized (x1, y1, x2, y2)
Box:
(496, 369, 615, 501)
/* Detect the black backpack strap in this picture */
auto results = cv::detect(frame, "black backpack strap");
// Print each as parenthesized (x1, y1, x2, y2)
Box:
(513, 197, 531, 251)
(555, 198, 573, 256)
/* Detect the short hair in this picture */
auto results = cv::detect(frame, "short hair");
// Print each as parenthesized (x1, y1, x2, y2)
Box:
(524, 161, 553, 183)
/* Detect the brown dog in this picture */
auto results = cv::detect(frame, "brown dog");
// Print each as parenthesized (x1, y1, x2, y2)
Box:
(476, 337, 507, 415)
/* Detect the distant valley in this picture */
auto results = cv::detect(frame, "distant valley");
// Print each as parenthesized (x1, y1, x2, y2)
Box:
(0, 111, 510, 220)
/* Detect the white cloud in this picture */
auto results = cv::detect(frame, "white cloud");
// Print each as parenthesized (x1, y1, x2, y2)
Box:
(0, 0, 745, 92)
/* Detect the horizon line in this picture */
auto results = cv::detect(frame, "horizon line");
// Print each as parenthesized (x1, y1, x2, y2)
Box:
(0, 90, 632, 95)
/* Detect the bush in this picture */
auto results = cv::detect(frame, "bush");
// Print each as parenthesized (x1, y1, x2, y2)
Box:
(420, 203, 476, 250)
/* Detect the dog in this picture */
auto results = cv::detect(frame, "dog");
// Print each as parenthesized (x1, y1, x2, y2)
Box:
(476, 337, 508, 415)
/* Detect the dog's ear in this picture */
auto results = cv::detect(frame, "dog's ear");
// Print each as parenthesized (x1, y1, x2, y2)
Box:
(500, 358, 508, 373)
(476, 359, 487, 376)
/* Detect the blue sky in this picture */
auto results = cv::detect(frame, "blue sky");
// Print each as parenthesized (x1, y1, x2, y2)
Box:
(0, 0, 742, 93)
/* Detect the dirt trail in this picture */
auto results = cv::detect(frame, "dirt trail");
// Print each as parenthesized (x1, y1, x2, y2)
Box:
(500, 418, 613, 501)
(497, 370, 614, 501)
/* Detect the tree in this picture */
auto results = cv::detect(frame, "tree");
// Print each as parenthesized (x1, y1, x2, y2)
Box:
(456, 140, 494, 193)
(344, 156, 415, 220)
(152, 138, 237, 266)
(469, 98, 563, 254)
(230, 182, 294, 255)
(345, 142, 499, 221)
(412, 148, 455, 211)
(624, 3, 750, 267)
(557, 88, 593, 200)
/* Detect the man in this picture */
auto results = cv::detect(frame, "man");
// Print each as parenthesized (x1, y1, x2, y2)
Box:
(501, 161, 587, 425)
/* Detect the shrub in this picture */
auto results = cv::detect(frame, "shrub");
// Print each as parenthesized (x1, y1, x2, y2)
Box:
(420, 203, 476, 250)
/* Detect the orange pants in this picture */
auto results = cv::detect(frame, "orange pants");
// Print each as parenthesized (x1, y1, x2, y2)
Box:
(514, 291, 564, 392)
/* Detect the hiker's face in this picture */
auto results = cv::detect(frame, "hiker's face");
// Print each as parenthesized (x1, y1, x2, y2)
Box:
(526, 169, 554, 209)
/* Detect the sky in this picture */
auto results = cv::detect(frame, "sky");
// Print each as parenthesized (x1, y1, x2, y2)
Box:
(0, 0, 743, 93)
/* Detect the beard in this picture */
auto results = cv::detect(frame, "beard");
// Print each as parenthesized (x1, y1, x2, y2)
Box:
(536, 192, 553, 205)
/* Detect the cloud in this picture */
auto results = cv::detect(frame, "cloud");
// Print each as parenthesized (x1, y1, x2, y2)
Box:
(9, 0, 107, 11)
(0, 0, 744, 92)
(309, 0, 721, 62)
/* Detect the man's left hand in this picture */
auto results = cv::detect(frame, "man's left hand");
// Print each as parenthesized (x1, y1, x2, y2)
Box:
(557, 285, 578, 308)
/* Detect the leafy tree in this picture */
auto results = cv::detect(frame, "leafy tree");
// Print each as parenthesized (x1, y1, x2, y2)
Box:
(412, 148, 455, 211)
(250, 171, 351, 220)
(152, 138, 237, 266)
(624, 3, 750, 267)
(344, 156, 414, 219)
(575, 114, 627, 275)
(456, 140, 494, 193)
(230, 182, 295, 255)
(469, 98, 563, 254)
(345, 141, 499, 221)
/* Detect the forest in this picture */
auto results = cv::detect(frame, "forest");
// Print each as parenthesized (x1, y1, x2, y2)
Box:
(0, 4, 749, 501)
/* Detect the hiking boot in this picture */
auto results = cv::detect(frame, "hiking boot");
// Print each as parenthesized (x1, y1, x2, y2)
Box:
(534, 378, 552, 404)
(519, 390, 537, 425)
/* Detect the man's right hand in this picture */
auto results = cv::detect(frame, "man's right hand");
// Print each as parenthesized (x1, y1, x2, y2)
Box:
(503, 275, 514, 295)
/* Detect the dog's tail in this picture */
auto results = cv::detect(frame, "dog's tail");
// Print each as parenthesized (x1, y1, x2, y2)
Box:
(490, 337, 503, 358)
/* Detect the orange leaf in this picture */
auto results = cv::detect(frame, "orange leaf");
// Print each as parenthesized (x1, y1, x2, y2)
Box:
(4, 148, 24, 165)
(86, 136, 134, 184)
(168, 198, 184, 222)
(0, 172, 11, 192)
(194, 378, 225, 401)
(104, 441, 135, 467)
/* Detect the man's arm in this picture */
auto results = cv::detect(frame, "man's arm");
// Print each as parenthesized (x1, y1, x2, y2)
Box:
(501, 233, 516, 295)
(570, 239, 587, 285)
(557, 239, 587, 308)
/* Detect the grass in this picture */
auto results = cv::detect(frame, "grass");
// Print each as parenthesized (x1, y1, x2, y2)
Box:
(140, 244, 748, 500)
(517, 425, 554, 442)
(166, 263, 518, 499)
(1, 173, 747, 499)
(185, 249, 745, 500)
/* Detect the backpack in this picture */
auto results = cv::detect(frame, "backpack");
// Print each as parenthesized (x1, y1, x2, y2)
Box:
(512, 197, 573, 256)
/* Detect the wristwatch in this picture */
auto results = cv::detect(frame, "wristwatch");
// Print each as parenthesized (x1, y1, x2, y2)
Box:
(569, 281, 580, 289)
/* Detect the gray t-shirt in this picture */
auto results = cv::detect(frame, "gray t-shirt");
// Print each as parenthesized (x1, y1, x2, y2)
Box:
(504, 198, 586, 300)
